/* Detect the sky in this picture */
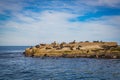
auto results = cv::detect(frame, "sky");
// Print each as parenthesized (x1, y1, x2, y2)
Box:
(0, 0, 120, 46)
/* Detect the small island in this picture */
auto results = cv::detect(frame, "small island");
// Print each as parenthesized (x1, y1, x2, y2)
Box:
(24, 41, 120, 59)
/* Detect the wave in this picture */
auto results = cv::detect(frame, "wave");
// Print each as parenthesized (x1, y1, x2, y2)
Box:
(0, 50, 25, 53)
(0, 46, 29, 53)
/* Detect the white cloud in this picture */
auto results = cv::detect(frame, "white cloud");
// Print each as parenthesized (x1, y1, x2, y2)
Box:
(0, 0, 27, 15)
(0, 0, 120, 45)
(98, 0, 120, 7)
(0, 10, 120, 45)
(0, 0, 119, 16)
(78, 0, 120, 8)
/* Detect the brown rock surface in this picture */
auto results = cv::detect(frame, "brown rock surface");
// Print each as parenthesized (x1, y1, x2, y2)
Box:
(24, 41, 120, 59)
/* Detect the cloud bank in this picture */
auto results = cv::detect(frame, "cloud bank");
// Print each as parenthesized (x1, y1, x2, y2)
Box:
(0, 0, 120, 45)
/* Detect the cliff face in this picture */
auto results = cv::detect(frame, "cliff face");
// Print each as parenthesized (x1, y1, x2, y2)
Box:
(24, 41, 120, 59)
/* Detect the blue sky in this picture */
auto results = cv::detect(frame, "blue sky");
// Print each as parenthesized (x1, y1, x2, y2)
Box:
(0, 0, 120, 46)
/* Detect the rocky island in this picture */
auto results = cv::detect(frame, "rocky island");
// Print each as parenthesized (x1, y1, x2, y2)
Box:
(24, 41, 120, 59)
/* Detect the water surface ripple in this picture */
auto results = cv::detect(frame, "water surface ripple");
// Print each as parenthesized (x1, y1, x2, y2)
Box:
(0, 46, 120, 80)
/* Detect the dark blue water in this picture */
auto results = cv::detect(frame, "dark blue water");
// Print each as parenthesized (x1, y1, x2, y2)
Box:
(0, 46, 120, 80)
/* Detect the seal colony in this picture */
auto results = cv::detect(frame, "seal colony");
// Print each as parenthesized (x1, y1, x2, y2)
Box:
(24, 41, 120, 59)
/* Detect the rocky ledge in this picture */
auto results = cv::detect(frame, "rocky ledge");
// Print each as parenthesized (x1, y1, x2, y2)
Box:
(24, 41, 120, 59)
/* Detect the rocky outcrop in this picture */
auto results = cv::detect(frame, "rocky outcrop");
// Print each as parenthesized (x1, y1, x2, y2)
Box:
(24, 41, 120, 59)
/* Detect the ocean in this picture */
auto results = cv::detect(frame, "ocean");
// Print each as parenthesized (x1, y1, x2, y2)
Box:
(0, 46, 120, 80)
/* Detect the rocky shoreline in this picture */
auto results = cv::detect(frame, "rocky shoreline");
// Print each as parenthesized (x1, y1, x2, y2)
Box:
(24, 41, 120, 59)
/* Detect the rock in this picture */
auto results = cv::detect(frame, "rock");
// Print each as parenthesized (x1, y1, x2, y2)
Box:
(24, 41, 120, 59)
(112, 56, 117, 59)
(35, 45, 40, 48)
(24, 48, 33, 57)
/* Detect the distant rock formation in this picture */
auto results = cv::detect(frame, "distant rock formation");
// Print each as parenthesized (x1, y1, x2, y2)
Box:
(24, 41, 120, 59)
